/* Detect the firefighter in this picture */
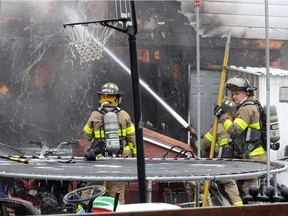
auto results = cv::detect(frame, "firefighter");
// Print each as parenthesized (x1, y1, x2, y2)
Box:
(82, 82, 136, 204)
(190, 97, 243, 206)
(214, 76, 266, 197)
(191, 97, 236, 158)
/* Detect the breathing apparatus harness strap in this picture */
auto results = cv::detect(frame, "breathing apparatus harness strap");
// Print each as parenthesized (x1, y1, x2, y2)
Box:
(238, 100, 264, 158)
(237, 99, 262, 109)
(97, 106, 127, 157)
(96, 106, 121, 139)
(97, 105, 121, 114)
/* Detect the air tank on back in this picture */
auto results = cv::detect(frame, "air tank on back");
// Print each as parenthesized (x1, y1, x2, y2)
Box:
(104, 111, 121, 156)
(264, 105, 280, 144)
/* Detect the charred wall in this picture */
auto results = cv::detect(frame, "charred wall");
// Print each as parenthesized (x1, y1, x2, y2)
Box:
(0, 1, 286, 147)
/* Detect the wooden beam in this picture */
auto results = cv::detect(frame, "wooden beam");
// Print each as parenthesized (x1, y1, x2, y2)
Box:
(62, 203, 288, 216)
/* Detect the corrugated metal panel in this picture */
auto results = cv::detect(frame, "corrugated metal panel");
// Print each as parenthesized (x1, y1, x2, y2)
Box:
(258, 74, 288, 160)
(179, 0, 288, 40)
(227, 66, 288, 77)
(189, 70, 221, 134)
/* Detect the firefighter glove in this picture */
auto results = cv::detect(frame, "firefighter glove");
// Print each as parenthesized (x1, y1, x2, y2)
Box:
(84, 149, 96, 161)
(214, 105, 224, 118)
(186, 124, 195, 134)
(221, 146, 233, 158)
(190, 134, 198, 146)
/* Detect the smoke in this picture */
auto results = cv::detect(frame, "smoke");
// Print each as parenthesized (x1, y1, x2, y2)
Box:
(0, 1, 111, 146)
(0, 0, 195, 147)
(178, 0, 288, 40)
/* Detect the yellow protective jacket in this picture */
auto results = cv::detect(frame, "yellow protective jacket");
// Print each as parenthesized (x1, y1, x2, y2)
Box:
(83, 105, 137, 156)
(196, 123, 230, 157)
(218, 96, 266, 158)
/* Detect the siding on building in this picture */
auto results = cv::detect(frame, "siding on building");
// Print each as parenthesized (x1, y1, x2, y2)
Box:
(258, 70, 288, 160)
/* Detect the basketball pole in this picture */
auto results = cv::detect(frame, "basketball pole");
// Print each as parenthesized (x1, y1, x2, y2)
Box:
(128, 0, 147, 203)
(62, 0, 146, 203)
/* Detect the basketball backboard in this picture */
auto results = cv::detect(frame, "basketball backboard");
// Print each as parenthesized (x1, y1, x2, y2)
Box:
(62, 0, 135, 63)
(63, 0, 133, 31)
(115, 0, 133, 30)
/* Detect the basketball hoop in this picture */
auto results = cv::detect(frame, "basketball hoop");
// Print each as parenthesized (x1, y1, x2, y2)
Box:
(63, 0, 133, 64)
(63, 21, 118, 63)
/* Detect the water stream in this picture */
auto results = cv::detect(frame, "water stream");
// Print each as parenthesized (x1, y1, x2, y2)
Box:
(0, 1, 191, 146)
(104, 47, 190, 129)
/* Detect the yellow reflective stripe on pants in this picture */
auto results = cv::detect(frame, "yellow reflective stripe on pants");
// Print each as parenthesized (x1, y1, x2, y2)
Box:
(124, 145, 130, 151)
(128, 141, 137, 154)
(233, 200, 243, 206)
(120, 129, 127, 136)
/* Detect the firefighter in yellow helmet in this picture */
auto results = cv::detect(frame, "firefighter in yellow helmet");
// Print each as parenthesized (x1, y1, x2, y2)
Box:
(214, 76, 266, 197)
(190, 97, 243, 206)
(82, 82, 136, 204)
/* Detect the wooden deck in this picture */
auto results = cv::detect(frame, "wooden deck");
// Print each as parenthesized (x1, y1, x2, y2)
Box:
(61, 203, 288, 216)
(73, 128, 193, 158)
(142, 128, 193, 158)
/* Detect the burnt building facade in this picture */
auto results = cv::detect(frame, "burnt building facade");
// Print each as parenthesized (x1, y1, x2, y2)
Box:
(0, 1, 287, 146)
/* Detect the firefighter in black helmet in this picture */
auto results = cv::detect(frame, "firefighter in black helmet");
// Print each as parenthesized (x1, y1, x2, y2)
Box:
(83, 82, 136, 158)
(82, 82, 136, 204)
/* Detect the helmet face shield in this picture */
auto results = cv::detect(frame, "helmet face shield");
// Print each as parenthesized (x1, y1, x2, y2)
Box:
(226, 84, 246, 92)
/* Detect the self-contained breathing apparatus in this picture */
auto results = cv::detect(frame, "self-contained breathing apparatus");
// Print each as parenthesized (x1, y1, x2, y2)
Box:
(84, 106, 126, 161)
(241, 100, 280, 158)
(225, 76, 280, 158)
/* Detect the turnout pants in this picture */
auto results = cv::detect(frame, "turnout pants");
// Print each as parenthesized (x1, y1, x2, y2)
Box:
(219, 179, 243, 206)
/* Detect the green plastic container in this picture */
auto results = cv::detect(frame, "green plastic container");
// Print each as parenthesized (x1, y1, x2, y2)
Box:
(93, 196, 120, 207)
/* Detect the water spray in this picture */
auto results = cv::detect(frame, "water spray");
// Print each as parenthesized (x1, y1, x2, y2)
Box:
(104, 47, 190, 129)
(62, 9, 190, 129)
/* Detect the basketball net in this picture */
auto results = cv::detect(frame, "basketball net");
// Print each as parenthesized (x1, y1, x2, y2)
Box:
(64, 22, 117, 64)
